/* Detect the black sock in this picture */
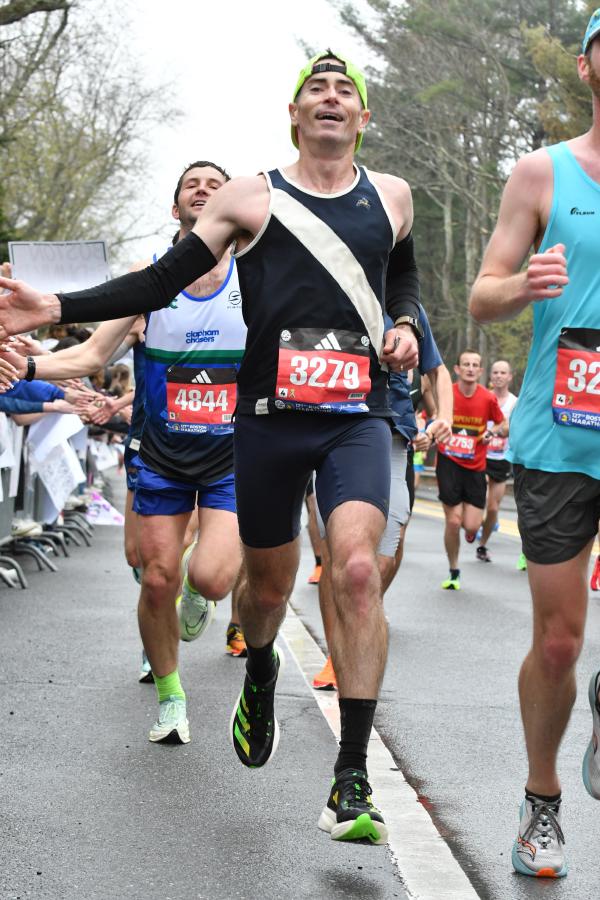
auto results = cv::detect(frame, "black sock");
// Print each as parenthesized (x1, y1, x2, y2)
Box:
(525, 789, 561, 806)
(314, 555, 322, 566)
(334, 698, 377, 776)
(245, 640, 276, 685)
(450, 568, 460, 580)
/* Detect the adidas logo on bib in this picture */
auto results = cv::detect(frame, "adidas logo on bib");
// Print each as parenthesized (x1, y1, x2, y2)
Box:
(315, 332, 342, 351)
(190, 370, 213, 384)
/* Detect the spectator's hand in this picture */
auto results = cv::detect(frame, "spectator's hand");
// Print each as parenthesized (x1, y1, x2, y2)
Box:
(63, 385, 98, 411)
(84, 395, 116, 425)
(48, 398, 78, 414)
(0, 350, 22, 389)
(0, 276, 60, 339)
(381, 325, 419, 372)
(9, 333, 48, 356)
(0, 262, 12, 278)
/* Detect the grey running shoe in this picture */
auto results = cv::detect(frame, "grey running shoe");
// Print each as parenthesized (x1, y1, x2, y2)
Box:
(177, 577, 216, 642)
(148, 696, 190, 744)
(176, 541, 215, 642)
(582, 670, 600, 799)
(512, 796, 567, 878)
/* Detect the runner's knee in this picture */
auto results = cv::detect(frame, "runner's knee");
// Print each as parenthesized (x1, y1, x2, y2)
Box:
(333, 550, 379, 600)
(535, 631, 583, 679)
(141, 560, 179, 602)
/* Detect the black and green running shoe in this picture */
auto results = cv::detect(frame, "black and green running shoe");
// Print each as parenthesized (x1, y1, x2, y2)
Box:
(229, 647, 284, 767)
(318, 769, 388, 844)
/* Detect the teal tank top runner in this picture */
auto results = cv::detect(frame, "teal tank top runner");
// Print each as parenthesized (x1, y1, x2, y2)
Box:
(508, 142, 600, 478)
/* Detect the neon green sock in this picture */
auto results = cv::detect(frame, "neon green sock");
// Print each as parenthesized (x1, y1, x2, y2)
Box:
(154, 669, 185, 703)
(183, 574, 198, 595)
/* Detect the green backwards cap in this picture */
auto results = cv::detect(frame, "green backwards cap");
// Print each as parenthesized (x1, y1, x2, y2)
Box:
(291, 50, 368, 152)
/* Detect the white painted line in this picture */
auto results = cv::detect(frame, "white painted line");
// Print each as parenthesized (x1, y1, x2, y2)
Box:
(280, 604, 480, 900)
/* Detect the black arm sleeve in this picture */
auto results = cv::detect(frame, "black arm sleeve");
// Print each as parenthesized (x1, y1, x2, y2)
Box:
(384, 231, 420, 322)
(58, 232, 218, 324)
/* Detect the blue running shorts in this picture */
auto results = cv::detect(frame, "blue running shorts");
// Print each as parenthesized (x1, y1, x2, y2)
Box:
(132, 455, 236, 517)
(124, 445, 140, 493)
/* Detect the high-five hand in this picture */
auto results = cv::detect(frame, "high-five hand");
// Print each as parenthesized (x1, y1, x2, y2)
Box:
(0, 277, 61, 339)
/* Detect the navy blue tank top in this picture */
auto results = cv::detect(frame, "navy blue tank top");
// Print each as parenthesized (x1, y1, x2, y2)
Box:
(234, 166, 396, 416)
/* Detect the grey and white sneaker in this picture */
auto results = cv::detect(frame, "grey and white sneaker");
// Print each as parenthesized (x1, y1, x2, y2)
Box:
(512, 795, 567, 878)
(582, 670, 600, 799)
(138, 650, 153, 684)
(148, 696, 190, 744)
(176, 542, 215, 642)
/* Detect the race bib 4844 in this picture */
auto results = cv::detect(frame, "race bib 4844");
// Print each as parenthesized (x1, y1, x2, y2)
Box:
(166, 365, 237, 434)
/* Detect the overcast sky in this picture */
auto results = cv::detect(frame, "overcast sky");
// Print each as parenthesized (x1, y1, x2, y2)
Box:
(121, 0, 372, 264)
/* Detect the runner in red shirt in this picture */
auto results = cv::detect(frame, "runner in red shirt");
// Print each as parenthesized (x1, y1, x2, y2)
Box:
(436, 349, 506, 589)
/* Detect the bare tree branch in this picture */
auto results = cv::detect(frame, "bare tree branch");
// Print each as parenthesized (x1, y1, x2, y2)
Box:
(0, 0, 71, 27)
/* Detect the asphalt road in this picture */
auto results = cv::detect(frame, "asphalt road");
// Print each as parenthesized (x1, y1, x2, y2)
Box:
(0, 473, 405, 900)
(2, 470, 600, 899)
(292, 488, 600, 900)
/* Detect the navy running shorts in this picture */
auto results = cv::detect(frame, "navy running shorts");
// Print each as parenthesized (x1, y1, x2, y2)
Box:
(513, 465, 600, 564)
(234, 413, 392, 548)
(313, 433, 409, 557)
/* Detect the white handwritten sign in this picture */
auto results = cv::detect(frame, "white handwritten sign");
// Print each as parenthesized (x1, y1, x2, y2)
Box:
(34, 442, 85, 522)
(8, 240, 110, 293)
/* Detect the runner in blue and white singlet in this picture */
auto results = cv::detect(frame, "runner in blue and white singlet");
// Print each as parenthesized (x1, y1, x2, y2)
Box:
(130, 162, 248, 746)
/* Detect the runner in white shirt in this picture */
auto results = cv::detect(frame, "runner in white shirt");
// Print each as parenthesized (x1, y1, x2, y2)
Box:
(476, 359, 518, 563)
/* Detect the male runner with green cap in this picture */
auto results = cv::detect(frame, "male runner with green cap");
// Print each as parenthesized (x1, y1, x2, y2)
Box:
(0, 49, 422, 845)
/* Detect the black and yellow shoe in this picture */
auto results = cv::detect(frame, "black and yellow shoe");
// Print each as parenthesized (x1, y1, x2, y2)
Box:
(229, 648, 283, 767)
(318, 769, 388, 844)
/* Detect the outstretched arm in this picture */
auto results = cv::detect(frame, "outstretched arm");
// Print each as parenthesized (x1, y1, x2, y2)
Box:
(0, 178, 244, 337)
(0, 316, 138, 381)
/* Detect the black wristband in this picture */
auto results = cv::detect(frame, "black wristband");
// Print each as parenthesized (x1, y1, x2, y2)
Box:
(24, 355, 36, 381)
(58, 232, 218, 325)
